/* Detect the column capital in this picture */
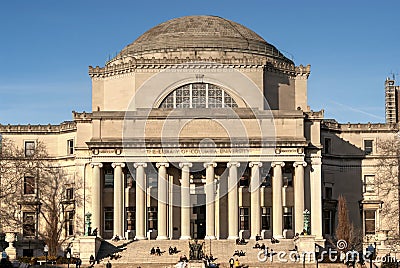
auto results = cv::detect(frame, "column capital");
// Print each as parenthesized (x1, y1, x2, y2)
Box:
(156, 162, 170, 168)
(90, 162, 103, 168)
(271, 161, 285, 168)
(249, 162, 262, 168)
(179, 162, 193, 168)
(293, 161, 307, 168)
(203, 162, 217, 168)
(111, 162, 126, 168)
(134, 162, 147, 168)
(227, 162, 240, 168)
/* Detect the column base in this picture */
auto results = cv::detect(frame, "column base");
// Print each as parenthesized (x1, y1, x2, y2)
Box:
(272, 234, 284, 240)
(315, 237, 326, 247)
(204, 235, 216, 240)
(180, 235, 191, 240)
(227, 235, 239, 240)
(156, 235, 168, 240)
(135, 235, 147, 240)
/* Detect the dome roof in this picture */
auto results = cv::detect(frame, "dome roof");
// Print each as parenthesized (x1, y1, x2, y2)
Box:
(116, 15, 290, 62)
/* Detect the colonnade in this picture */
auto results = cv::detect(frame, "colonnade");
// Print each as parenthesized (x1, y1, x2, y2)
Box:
(90, 160, 322, 240)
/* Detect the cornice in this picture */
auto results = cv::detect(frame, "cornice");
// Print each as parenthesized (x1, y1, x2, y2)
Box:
(321, 120, 398, 133)
(88, 56, 299, 78)
(0, 121, 77, 134)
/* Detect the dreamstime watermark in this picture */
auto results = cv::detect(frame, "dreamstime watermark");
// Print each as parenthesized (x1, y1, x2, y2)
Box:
(256, 240, 397, 264)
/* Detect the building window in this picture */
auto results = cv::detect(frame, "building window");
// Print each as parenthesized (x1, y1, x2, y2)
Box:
(65, 211, 74, 236)
(283, 164, 293, 187)
(261, 207, 271, 230)
(324, 138, 331, 154)
(66, 188, 74, 200)
(104, 169, 113, 188)
(323, 210, 334, 235)
(23, 212, 35, 237)
(283, 207, 293, 230)
(325, 187, 333, 200)
(67, 139, 74, 155)
(364, 140, 373, 155)
(126, 207, 135, 231)
(239, 207, 249, 230)
(147, 172, 158, 188)
(24, 176, 35, 195)
(24, 141, 35, 157)
(160, 83, 238, 109)
(126, 173, 135, 188)
(239, 175, 249, 187)
(261, 174, 272, 187)
(364, 175, 375, 193)
(364, 210, 376, 235)
(104, 207, 113, 231)
(148, 207, 157, 230)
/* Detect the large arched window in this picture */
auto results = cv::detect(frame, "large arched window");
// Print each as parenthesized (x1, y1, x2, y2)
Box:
(160, 83, 238, 109)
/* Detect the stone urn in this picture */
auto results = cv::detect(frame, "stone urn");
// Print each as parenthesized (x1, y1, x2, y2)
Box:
(4, 232, 17, 260)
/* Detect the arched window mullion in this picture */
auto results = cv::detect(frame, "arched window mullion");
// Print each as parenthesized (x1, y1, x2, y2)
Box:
(206, 83, 209, 108)
(189, 84, 193, 108)
(173, 90, 176, 108)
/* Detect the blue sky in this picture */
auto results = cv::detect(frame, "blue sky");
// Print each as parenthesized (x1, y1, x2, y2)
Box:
(0, 0, 399, 124)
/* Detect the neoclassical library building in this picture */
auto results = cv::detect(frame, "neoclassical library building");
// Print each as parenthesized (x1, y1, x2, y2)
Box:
(1, 15, 399, 258)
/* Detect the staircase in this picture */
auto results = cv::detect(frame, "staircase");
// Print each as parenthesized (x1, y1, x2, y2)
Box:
(94, 238, 298, 267)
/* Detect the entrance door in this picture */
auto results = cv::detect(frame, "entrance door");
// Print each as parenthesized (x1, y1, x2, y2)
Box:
(192, 205, 206, 239)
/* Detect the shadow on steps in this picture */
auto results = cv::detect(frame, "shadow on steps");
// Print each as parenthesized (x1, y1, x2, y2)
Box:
(97, 240, 135, 261)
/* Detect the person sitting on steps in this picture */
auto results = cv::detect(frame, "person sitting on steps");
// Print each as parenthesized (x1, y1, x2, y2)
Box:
(271, 237, 279, 244)
(150, 247, 155, 255)
(111, 234, 120, 242)
(91, 228, 98, 237)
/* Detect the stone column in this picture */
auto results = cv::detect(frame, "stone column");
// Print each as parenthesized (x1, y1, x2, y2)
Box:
(249, 162, 262, 239)
(91, 163, 103, 236)
(179, 163, 192, 240)
(112, 163, 125, 239)
(272, 162, 285, 239)
(134, 163, 147, 240)
(310, 157, 323, 240)
(293, 161, 307, 234)
(227, 162, 240, 240)
(204, 162, 217, 240)
(156, 162, 169, 240)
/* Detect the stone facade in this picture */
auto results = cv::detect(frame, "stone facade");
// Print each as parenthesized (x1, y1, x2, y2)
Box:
(0, 15, 398, 259)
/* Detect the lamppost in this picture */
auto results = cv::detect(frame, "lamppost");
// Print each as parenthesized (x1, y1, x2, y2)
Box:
(303, 209, 311, 235)
(366, 244, 375, 268)
(85, 212, 92, 236)
(43, 244, 48, 268)
(66, 251, 71, 268)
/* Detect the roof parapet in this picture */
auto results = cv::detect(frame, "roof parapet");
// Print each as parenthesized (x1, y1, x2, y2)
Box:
(0, 121, 76, 134)
(322, 120, 398, 131)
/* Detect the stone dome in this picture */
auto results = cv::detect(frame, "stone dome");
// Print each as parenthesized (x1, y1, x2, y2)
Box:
(114, 15, 291, 63)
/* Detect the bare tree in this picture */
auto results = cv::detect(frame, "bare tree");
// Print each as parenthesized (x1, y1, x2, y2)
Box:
(375, 137, 400, 242)
(334, 195, 363, 251)
(336, 195, 352, 249)
(0, 137, 79, 256)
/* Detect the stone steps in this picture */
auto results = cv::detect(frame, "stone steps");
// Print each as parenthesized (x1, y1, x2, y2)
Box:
(95, 238, 297, 266)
